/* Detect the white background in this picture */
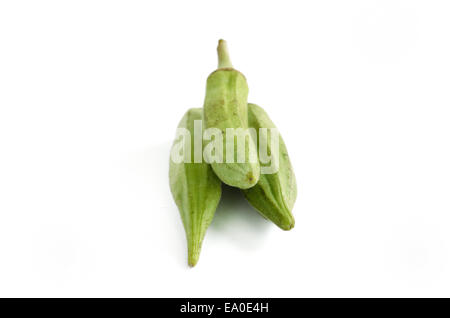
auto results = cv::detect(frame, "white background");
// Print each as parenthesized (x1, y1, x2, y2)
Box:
(1, 1, 450, 297)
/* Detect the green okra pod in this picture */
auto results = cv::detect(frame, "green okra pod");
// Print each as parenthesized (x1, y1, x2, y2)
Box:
(203, 40, 260, 189)
(243, 103, 297, 230)
(169, 108, 222, 267)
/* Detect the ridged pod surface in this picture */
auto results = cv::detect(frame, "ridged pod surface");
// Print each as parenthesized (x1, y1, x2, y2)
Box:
(169, 108, 222, 266)
(203, 40, 260, 189)
(243, 103, 297, 230)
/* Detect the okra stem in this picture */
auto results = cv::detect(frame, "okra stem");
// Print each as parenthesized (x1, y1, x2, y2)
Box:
(217, 39, 233, 69)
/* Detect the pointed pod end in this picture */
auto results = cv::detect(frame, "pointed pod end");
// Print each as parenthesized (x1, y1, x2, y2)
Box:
(245, 171, 258, 187)
(188, 258, 198, 267)
(188, 244, 201, 267)
(278, 211, 295, 231)
(234, 171, 259, 189)
(281, 218, 295, 231)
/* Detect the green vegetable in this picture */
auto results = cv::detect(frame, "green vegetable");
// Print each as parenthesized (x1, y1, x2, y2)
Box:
(169, 108, 222, 266)
(203, 40, 260, 189)
(243, 103, 297, 230)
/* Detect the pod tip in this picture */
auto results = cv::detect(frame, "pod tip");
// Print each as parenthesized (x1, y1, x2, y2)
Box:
(188, 244, 201, 267)
(280, 216, 295, 231)
(188, 253, 200, 267)
(188, 259, 198, 267)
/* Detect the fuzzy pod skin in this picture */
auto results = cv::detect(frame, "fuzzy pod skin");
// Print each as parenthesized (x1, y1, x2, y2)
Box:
(243, 103, 297, 230)
(169, 108, 222, 267)
(203, 40, 260, 189)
